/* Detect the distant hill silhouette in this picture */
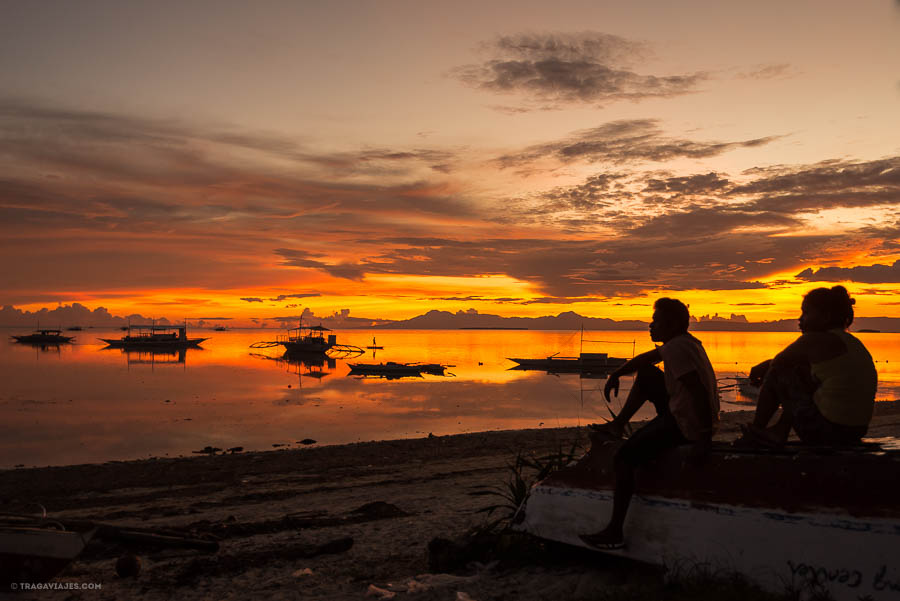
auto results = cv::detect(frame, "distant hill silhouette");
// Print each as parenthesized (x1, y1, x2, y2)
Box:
(3, 304, 898, 333)
(371, 309, 900, 333)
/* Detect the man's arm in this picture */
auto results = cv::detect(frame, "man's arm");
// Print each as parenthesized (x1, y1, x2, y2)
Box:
(603, 347, 662, 402)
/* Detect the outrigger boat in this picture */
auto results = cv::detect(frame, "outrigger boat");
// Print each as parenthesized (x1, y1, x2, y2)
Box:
(250, 323, 363, 357)
(11, 329, 74, 344)
(99, 325, 207, 348)
(508, 327, 631, 375)
(348, 362, 448, 378)
(277, 324, 335, 354)
(508, 352, 627, 374)
(515, 435, 900, 601)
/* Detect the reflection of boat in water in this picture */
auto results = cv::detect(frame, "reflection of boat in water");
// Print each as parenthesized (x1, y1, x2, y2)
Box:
(516, 437, 900, 601)
(121, 347, 189, 366)
(717, 375, 761, 402)
(11, 329, 74, 344)
(99, 325, 207, 348)
(348, 362, 449, 379)
(251, 323, 363, 357)
(508, 352, 627, 375)
(251, 350, 336, 376)
(0, 523, 94, 588)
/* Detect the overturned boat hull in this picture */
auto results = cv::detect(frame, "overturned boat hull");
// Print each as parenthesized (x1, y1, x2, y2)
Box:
(516, 439, 900, 601)
(0, 527, 93, 587)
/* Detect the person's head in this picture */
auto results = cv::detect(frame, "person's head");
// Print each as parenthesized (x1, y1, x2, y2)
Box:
(650, 297, 690, 343)
(799, 285, 855, 333)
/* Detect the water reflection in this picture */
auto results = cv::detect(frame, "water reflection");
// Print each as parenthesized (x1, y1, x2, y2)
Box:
(1, 328, 899, 468)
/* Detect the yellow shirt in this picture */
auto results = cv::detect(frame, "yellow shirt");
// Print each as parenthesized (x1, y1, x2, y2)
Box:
(811, 329, 877, 427)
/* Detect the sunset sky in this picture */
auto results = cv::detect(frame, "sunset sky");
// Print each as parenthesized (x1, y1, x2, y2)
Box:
(2, 0, 899, 325)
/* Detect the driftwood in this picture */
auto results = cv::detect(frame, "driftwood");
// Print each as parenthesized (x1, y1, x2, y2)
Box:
(0, 513, 219, 553)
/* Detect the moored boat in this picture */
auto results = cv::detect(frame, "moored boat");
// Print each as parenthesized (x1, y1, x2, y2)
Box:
(278, 324, 335, 354)
(508, 352, 627, 374)
(348, 362, 447, 378)
(99, 325, 207, 348)
(515, 436, 900, 601)
(11, 329, 74, 344)
(0, 525, 94, 588)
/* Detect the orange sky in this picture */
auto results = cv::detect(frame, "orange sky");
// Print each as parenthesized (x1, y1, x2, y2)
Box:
(1, 1, 899, 325)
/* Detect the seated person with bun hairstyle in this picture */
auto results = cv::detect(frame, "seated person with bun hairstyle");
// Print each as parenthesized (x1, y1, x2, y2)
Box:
(741, 286, 878, 447)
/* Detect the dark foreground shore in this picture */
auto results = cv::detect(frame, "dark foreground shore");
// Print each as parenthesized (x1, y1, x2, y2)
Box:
(2, 404, 899, 600)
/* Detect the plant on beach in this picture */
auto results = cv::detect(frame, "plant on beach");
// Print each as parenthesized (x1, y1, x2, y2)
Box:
(470, 440, 583, 533)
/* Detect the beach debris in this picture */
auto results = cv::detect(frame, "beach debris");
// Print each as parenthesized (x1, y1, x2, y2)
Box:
(192, 446, 221, 455)
(366, 584, 396, 599)
(115, 553, 142, 578)
(298, 438, 317, 445)
(292, 567, 314, 577)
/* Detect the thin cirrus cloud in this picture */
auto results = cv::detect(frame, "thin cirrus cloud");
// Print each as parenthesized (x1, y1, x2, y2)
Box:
(452, 32, 708, 108)
(494, 119, 780, 169)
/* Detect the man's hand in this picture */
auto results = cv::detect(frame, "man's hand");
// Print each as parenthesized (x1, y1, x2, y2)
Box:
(604, 373, 621, 402)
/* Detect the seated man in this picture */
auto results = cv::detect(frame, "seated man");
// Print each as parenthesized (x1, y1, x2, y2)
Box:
(580, 297, 718, 549)
(741, 286, 877, 447)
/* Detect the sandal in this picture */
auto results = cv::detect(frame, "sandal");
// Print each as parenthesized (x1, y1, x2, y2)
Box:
(579, 532, 625, 550)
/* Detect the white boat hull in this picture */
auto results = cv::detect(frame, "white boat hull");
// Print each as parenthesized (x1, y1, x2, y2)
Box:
(520, 485, 900, 600)
(515, 439, 900, 601)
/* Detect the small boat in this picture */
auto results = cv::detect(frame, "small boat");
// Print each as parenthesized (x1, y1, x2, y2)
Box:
(213, 325, 228, 331)
(99, 325, 207, 348)
(508, 352, 627, 374)
(278, 324, 335, 354)
(11, 329, 74, 344)
(348, 362, 447, 378)
(736, 376, 761, 399)
(515, 436, 900, 601)
(66, 326, 83, 331)
(250, 324, 363, 357)
(0, 525, 94, 587)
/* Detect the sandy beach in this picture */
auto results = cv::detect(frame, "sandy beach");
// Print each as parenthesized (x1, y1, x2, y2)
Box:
(3, 404, 900, 601)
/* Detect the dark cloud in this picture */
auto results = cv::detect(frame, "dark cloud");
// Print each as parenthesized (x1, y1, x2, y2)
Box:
(495, 120, 780, 168)
(240, 297, 264, 303)
(796, 260, 900, 284)
(453, 32, 706, 107)
(735, 157, 900, 214)
(730, 303, 776, 306)
(274, 249, 366, 280)
(269, 293, 321, 302)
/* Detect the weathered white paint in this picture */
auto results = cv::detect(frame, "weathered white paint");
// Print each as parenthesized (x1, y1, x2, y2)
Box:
(519, 485, 900, 601)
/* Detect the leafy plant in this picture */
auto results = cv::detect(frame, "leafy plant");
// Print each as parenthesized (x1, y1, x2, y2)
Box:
(470, 439, 583, 533)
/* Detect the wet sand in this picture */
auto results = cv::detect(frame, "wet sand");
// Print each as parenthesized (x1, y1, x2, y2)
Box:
(2, 404, 899, 601)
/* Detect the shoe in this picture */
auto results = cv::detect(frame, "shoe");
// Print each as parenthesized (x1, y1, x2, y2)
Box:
(579, 532, 625, 550)
(733, 424, 783, 450)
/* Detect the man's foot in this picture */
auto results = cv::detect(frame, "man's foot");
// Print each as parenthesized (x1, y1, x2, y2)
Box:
(588, 421, 625, 440)
(733, 423, 785, 449)
(579, 530, 625, 550)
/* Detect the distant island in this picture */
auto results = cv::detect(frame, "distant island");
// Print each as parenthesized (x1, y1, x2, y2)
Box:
(2, 303, 899, 333)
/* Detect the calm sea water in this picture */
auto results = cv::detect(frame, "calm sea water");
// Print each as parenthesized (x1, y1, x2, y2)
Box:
(2, 328, 898, 468)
